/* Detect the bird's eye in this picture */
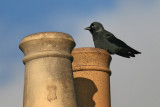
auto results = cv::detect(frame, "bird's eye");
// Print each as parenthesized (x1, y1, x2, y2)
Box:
(91, 25, 94, 28)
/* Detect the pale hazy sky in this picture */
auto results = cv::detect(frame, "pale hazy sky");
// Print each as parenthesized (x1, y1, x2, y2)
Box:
(0, 0, 160, 107)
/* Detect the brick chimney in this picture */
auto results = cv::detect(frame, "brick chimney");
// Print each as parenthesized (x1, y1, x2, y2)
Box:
(72, 47, 112, 107)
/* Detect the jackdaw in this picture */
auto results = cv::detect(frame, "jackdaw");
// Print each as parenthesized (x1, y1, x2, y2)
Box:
(85, 22, 141, 58)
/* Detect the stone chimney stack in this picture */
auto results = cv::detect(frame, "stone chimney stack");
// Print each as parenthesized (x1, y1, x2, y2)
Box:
(19, 32, 77, 107)
(72, 47, 112, 107)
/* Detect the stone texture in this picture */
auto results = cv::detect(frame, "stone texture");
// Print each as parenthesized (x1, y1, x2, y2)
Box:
(72, 47, 112, 107)
(19, 32, 77, 107)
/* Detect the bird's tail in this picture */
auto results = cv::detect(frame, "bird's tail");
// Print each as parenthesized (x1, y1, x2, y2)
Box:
(128, 47, 141, 54)
(117, 47, 141, 58)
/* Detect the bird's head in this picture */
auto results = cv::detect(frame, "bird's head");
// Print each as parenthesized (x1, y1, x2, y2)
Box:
(85, 22, 104, 33)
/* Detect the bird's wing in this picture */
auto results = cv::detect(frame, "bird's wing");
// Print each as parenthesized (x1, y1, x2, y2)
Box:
(104, 31, 141, 54)
(104, 31, 128, 48)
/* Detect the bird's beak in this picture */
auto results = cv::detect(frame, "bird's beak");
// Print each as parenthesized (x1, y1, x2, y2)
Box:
(85, 27, 91, 30)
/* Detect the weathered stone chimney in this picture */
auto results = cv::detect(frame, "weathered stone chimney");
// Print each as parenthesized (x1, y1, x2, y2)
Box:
(19, 32, 77, 107)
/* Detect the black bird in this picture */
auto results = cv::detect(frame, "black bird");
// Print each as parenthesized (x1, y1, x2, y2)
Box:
(85, 22, 141, 58)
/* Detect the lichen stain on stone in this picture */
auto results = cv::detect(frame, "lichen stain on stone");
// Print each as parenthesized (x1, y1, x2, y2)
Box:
(47, 85, 57, 102)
